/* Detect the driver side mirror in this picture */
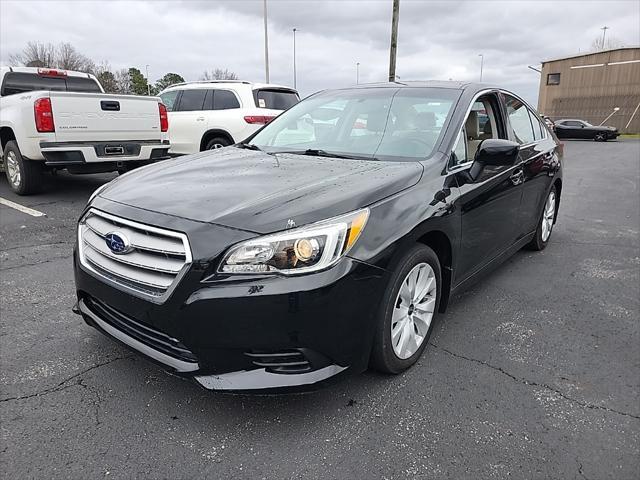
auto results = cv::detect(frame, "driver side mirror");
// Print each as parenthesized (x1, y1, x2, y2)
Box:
(465, 139, 520, 183)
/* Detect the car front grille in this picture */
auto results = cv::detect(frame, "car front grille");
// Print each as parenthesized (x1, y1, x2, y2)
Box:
(84, 295, 198, 364)
(78, 208, 191, 300)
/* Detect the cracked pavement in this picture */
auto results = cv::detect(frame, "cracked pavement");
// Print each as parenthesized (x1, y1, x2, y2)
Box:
(1, 140, 639, 479)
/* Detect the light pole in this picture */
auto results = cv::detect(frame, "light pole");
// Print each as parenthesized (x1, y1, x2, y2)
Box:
(293, 28, 297, 89)
(388, 0, 400, 82)
(263, 0, 270, 83)
(145, 64, 151, 95)
(599, 106, 619, 126)
(600, 26, 609, 49)
(356, 62, 360, 84)
(478, 54, 484, 82)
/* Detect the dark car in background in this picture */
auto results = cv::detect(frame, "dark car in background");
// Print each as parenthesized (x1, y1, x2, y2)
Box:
(554, 118, 619, 141)
(73, 82, 562, 392)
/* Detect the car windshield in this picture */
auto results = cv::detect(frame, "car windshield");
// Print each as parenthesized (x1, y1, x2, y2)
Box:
(249, 87, 460, 162)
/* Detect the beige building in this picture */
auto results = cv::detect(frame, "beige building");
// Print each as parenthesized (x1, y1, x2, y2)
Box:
(537, 47, 640, 133)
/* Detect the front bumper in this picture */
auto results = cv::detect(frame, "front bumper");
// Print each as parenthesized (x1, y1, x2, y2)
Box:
(74, 228, 387, 392)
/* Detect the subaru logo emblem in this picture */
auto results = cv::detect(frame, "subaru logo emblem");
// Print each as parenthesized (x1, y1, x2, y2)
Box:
(105, 231, 131, 254)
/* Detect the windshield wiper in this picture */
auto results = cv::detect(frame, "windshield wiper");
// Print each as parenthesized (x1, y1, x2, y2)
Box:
(278, 149, 378, 161)
(236, 143, 263, 151)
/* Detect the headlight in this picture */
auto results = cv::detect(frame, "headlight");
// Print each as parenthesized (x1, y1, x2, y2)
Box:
(218, 209, 369, 275)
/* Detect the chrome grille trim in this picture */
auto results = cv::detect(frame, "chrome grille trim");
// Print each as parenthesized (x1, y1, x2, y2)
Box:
(78, 208, 192, 302)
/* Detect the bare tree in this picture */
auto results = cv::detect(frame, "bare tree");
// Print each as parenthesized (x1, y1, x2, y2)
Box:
(113, 68, 132, 94)
(9, 41, 56, 67)
(591, 36, 624, 51)
(200, 68, 239, 81)
(57, 42, 94, 72)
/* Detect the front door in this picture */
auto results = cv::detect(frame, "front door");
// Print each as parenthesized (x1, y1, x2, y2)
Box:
(169, 89, 208, 154)
(451, 92, 524, 284)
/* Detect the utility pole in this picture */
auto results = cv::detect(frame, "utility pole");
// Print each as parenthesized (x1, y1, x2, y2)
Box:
(145, 64, 151, 95)
(293, 28, 297, 89)
(356, 62, 360, 84)
(600, 26, 609, 50)
(478, 54, 484, 82)
(388, 0, 400, 82)
(263, 0, 270, 83)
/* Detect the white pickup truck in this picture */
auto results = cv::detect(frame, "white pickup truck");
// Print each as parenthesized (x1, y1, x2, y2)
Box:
(0, 66, 170, 195)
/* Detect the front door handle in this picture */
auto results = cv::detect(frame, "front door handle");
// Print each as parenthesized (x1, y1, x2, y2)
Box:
(510, 169, 524, 185)
(196, 117, 205, 121)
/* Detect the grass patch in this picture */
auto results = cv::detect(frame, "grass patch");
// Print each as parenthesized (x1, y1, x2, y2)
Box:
(620, 133, 640, 139)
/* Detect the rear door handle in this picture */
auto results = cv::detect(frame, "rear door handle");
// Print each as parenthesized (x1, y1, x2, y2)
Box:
(510, 169, 524, 185)
(196, 117, 205, 121)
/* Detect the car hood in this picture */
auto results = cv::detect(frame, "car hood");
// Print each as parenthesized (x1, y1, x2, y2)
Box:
(100, 147, 423, 233)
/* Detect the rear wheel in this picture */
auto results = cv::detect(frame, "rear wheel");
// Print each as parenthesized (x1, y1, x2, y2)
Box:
(370, 245, 441, 374)
(205, 136, 231, 150)
(3, 141, 42, 195)
(527, 185, 557, 251)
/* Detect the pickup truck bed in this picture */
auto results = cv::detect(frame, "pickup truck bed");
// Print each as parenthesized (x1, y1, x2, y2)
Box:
(0, 66, 170, 194)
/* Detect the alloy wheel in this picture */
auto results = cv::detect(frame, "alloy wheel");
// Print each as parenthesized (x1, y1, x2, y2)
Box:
(6, 151, 21, 188)
(541, 191, 556, 242)
(391, 262, 437, 360)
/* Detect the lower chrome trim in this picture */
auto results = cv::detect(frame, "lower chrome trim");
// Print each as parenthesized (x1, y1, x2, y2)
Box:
(78, 299, 200, 373)
(194, 365, 348, 390)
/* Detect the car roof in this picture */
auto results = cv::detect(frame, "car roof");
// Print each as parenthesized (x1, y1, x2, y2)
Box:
(0, 65, 97, 79)
(162, 81, 296, 92)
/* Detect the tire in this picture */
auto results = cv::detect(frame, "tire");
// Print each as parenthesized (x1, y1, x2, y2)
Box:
(594, 132, 606, 142)
(370, 244, 441, 374)
(204, 136, 231, 150)
(527, 185, 557, 251)
(3, 141, 42, 195)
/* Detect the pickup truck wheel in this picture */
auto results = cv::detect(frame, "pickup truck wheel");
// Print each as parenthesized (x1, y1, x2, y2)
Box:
(4, 141, 42, 195)
(205, 137, 231, 150)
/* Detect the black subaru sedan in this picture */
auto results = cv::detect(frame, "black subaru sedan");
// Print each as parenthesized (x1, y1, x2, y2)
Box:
(74, 82, 562, 392)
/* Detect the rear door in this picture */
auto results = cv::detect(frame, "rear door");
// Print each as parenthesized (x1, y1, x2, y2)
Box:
(166, 88, 208, 154)
(49, 91, 161, 142)
(501, 93, 557, 236)
(453, 92, 524, 283)
(204, 89, 244, 142)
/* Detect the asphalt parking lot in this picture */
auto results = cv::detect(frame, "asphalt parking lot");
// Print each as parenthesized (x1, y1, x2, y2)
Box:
(0, 140, 638, 479)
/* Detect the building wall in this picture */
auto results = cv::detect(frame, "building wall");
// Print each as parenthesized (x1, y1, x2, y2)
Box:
(538, 48, 640, 133)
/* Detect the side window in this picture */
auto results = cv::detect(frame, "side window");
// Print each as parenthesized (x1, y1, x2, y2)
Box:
(213, 90, 240, 110)
(176, 89, 206, 111)
(159, 91, 179, 112)
(504, 94, 535, 144)
(451, 128, 467, 166)
(528, 110, 545, 140)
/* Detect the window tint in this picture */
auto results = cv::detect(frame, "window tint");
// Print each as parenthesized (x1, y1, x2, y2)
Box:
(64, 76, 102, 93)
(176, 89, 207, 111)
(547, 73, 561, 85)
(564, 120, 583, 127)
(213, 90, 240, 110)
(0, 72, 100, 96)
(254, 89, 299, 110)
(159, 90, 179, 111)
(504, 94, 535, 144)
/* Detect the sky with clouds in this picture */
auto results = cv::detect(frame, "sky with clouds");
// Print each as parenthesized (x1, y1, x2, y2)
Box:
(1, 0, 639, 104)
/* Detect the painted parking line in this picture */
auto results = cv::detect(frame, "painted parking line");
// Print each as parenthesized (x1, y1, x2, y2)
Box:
(0, 197, 46, 217)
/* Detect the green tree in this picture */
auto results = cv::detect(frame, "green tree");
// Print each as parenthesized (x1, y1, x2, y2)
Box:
(128, 67, 149, 95)
(155, 73, 185, 93)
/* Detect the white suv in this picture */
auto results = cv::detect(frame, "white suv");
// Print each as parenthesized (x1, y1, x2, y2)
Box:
(158, 81, 299, 155)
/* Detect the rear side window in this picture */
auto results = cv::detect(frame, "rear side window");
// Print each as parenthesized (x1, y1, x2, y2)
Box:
(212, 90, 240, 110)
(176, 89, 207, 111)
(159, 90, 179, 111)
(253, 89, 299, 110)
(528, 110, 546, 140)
(504, 94, 535, 145)
(1, 72, 100, 96)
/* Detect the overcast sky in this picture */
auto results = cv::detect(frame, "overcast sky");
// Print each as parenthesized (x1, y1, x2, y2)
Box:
(1, 0, 639, 104)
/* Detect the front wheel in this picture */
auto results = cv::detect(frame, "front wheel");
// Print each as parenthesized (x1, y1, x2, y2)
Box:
(527, 185, 557, 251)
(3, 141, 42, 195)
(370, 245, 441, 374)
(594, 132, 607, 142)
